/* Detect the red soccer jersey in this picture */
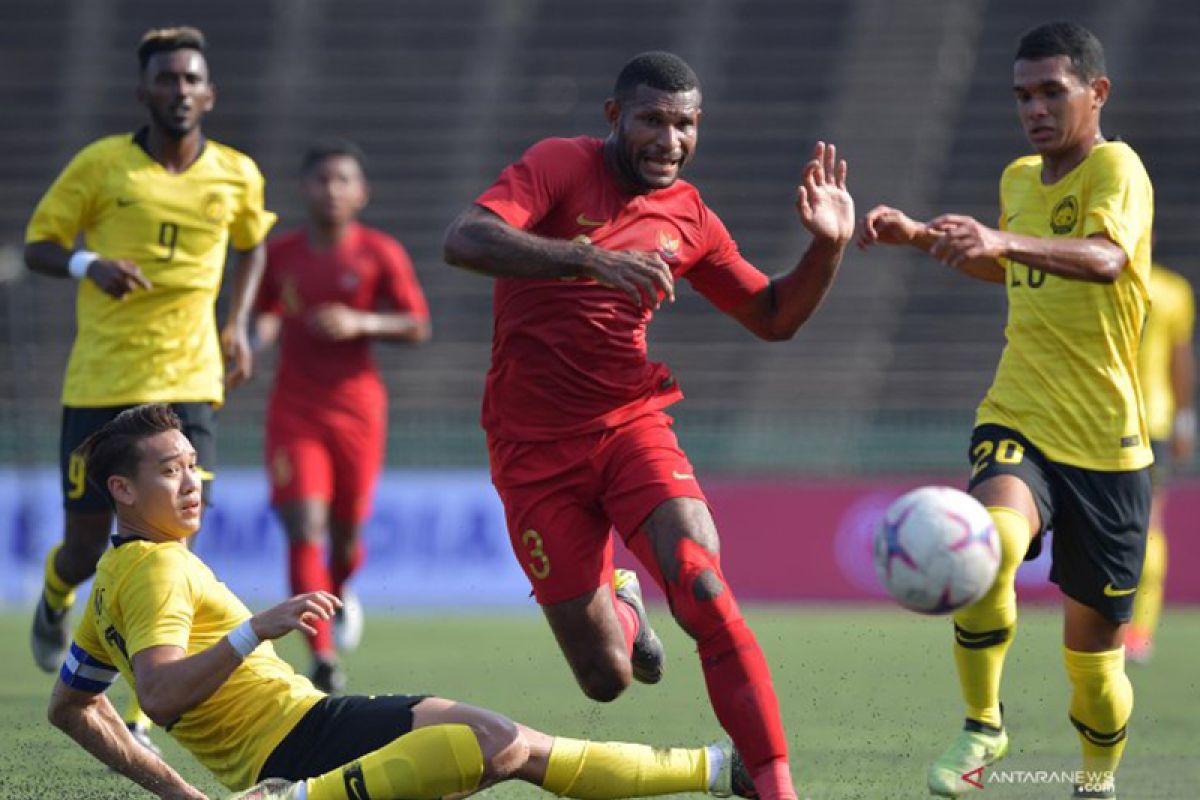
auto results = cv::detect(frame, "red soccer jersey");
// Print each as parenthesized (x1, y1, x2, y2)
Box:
(475, 136, 768, 441)
(258, 223, 429, 414)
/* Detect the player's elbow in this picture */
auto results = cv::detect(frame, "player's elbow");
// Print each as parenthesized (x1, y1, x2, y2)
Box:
(139, 702, 176, 729)
(135, 685, 178, 728)
(444, 207, 508, 271)
(24, 241, 57, 274)
(442, 215, 478, 269)
(138, 696, 176, 729)
(46, 695, 72, 730)
(760, 325, 798, 343)
(47, 685, 88, 732)
(756, 317, 806, 342)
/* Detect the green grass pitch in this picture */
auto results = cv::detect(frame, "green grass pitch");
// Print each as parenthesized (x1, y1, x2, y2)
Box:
(1, 607, 1197, 799)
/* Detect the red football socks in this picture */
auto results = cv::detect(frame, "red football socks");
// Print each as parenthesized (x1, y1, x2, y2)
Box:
(329, 539, 365, 597)
(288, 540, 335, 658)
(628, 534, 796, 800)
(611, 586, 639, 657)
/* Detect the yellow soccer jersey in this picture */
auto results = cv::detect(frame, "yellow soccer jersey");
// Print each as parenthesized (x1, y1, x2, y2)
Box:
(26, 131, 276, 407)
(63, 539, 321, 790)
(977, 141, 1154, 470)
(1138, 264, 1195, 441)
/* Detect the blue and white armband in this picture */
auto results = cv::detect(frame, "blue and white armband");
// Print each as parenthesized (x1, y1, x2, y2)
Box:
(60, 642, 119, 693)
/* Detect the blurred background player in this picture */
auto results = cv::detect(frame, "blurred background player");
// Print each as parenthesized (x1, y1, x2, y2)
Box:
(24, 26, 274, 749)
(1128, 257, 1195, 663)
(860, 21, 1152, 799)
(255, 140, 431, 693)
(445, 51, 854, 800)
(49, 403, 754, 800)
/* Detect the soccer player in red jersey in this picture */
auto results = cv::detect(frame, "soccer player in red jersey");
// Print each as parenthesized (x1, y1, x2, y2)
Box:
(257, 140, 431, 692)
(444, 52, 855, 800)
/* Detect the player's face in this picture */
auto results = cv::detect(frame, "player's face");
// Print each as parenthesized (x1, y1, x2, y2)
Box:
(138, 49, 214, 139)
(1013, 56, 1108, 157)
(302, 155, 369, 228)
(605, 85, 702, 192)
(111, 430, 203, 541)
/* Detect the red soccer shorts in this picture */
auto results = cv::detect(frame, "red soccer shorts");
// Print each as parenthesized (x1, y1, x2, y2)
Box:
(488, 411, 707, 605)
(266, 401, 385, 523)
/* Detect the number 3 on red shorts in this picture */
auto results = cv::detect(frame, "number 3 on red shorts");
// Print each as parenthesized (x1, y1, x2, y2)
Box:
(521, 529, 551, 580)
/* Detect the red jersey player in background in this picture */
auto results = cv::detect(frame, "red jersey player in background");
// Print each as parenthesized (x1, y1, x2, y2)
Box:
(444, 52, 855, 800)
(256, 140, 431, 692)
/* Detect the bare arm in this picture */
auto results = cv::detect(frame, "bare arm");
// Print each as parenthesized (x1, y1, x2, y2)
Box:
(133, 642, 244, 728)
(307, 306, 432, 344)
(25, 240, 153, 297)
(928, 214, 1126, 284)
(443, 205, 675, 308)
(726, 142, 854, 341)
(47, 681, 205, 800)
(857, 206, 1006, 284)
(1171, 337, 1196, 462)
(360, 311, 431, 342)
(135, 591, 339, 726)
(220, 243, 268, 387)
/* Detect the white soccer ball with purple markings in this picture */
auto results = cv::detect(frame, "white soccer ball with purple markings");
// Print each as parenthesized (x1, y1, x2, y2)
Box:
(873, 486, 1000, 614)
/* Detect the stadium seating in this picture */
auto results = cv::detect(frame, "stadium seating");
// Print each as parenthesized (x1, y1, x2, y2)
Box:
(0, 0, 1195, 472)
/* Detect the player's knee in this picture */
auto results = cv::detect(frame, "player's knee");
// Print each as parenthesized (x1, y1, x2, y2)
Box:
(664, 538, 740, 642)
(669, 568, 728, 636)
(578, 672, 631, 703)
(576, 658, 632, 702)
(470, 713, 528, 783)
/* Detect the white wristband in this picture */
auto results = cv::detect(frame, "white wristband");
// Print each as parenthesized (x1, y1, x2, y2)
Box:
(67, 250, 98, 280)
(226, 619, 260, 659)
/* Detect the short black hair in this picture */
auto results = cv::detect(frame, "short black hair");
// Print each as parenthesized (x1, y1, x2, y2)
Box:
(613, 51, 700, 102)
(1015, 21, 1106, 82)
(76, 404, 183, 507)
(301, 138, 368, 175)
(137, 26, 207, 71)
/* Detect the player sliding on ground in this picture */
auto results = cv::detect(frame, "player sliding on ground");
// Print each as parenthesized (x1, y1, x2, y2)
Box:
(859, 21, 1152, 800)
(46, 404, 754, 800)
(444, 51, 855, 800)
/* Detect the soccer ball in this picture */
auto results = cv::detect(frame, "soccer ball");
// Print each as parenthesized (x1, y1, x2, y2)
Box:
(873, 486, 1000, 614)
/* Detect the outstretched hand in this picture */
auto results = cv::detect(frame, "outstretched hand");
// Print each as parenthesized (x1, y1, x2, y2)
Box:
(796, 141, 854, 244)
(250, 591, 341, 640)
(928, 214, 1004, 268)
(857, 205, 926, 250)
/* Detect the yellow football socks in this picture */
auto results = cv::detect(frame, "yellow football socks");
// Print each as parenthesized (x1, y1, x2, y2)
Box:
(950, 506, 1030, 729)
(1130, 527, 1166, 640)
(305, 724, 482, 800)
(42, 544, 76, 612)
(123, 696, 152, 732)
(1064, 647, 1131, 785)
(542, 737, 709, 798)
